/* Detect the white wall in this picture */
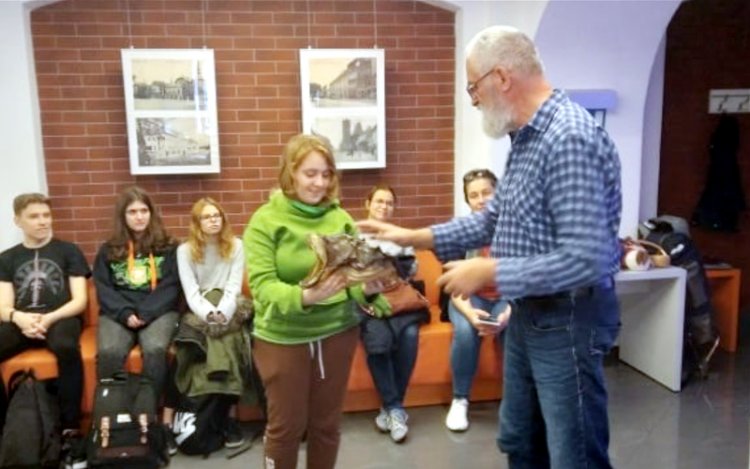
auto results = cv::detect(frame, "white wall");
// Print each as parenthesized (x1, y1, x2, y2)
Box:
(0, 1, 47, 249)
(525, 1, 679, 236)
(640, 36, 667, 222)
(448, 0, 548, 216)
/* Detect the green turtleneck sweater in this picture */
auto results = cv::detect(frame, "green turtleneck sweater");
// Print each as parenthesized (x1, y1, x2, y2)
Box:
(243, 191, 389, 344)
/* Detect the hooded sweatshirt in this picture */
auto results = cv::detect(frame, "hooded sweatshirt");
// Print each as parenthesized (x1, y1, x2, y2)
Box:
(93, 243, 180, 325)
(243, 191, 389, 345)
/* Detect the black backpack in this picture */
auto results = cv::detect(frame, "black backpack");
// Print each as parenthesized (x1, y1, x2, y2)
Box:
(0, 370, 61, 468)
(86, 373, 169, 469)
(641, 219, 720, 381)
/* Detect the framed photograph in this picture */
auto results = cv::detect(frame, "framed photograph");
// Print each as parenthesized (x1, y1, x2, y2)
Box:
(121, 49, 220, 175)
(300, 49, 385, 170)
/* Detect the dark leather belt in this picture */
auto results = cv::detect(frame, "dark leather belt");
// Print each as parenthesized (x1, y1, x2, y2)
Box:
(523, 277, 614, 302)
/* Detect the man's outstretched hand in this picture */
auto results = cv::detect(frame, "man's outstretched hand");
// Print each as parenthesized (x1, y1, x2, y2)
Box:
(438, 257, 497, 300)
(356, 220, 434, 249)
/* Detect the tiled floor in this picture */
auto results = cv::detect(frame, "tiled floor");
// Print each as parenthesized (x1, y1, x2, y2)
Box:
(171, 337, 750, 468)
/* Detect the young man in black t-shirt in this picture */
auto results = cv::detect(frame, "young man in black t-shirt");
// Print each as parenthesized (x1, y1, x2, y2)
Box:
(0, 193, 90, 435)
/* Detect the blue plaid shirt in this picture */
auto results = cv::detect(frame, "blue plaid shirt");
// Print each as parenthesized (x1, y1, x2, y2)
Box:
(433, 90, 622, 299)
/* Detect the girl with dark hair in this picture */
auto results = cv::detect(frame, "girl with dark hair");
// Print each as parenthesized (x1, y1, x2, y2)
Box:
(93, 186, 180, 399)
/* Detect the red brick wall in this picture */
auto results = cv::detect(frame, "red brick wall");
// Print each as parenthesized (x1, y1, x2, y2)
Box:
(32, 0, 455, 260)
(661, 0, 750, 307)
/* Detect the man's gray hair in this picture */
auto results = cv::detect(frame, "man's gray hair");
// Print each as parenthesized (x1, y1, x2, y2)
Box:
(465, 25, 544, 77)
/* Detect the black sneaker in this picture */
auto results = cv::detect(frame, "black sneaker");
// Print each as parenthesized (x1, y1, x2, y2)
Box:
(164, 424, 178, 456)
(61, 429, 81, 452)
(61, 431, 87, 469)
(224, 419, 246, 449)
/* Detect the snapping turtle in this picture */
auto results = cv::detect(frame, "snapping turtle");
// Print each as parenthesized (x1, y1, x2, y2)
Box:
(299, 233, 399, 288)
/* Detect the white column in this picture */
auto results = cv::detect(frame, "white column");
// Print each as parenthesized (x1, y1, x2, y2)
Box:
(0, 1, 47, 250)
(451, 1, 548, 216)
(640, 36, 667, 222)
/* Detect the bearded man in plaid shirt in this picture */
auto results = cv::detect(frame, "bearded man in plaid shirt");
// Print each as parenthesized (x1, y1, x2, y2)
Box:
(359, 25, 622, 469)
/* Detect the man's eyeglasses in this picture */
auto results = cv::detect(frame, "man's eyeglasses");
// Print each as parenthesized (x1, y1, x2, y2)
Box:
(200, 213, 222, 221)
(466, 68, 495, 97)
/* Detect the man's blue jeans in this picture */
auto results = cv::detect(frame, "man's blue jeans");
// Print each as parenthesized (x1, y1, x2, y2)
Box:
(448, 295, 508, 398)
(498, 286, 619, 469)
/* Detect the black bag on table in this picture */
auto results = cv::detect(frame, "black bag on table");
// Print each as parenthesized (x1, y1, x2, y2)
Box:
(0, 370, 61, 468)
(86, 372, 169, 469)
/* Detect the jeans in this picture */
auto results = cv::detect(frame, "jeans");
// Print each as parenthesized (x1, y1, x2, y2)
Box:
(366, 322, 419, 410)
(96, 312, 178, 397)
(448, 296, 508, 398)
(498, 286, 620, 469)
(0, 316, 83, 429)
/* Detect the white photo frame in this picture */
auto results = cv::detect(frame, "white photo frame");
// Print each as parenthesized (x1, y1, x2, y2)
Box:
(300, 49, 385, 170)
(121, 49, 220, 175)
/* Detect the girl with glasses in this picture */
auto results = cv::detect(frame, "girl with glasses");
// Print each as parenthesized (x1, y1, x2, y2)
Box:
(359, 185, 429, 443)
(177, 198, 244, 327)
(162, 197, 247, 454)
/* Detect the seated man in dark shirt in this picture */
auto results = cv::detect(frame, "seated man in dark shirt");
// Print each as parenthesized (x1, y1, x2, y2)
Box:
(0, 193, 90, 436)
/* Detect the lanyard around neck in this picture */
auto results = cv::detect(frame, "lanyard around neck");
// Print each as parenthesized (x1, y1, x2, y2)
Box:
(128, 240, 157, 291)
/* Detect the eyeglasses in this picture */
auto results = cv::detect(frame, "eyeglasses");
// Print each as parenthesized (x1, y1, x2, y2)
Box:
(466, 68, 495, 97)
(463, 169, 495, 184)
(200, 213, 222, 221)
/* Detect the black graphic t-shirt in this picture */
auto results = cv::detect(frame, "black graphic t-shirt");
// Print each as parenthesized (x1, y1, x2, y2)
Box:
(0, 239, 91, 313)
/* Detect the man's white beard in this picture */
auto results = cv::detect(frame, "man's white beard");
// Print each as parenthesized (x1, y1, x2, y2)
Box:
(481, 98, 514, 139)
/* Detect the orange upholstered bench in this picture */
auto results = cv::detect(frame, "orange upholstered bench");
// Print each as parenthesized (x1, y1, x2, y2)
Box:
(2, 251, 502, 425)
(0, 281, 151, 423)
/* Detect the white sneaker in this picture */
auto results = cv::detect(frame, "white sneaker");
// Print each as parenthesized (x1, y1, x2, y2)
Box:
(374, 408, 390, 432)
(445, 398, 469, 431)
(388, 408, 409, 443)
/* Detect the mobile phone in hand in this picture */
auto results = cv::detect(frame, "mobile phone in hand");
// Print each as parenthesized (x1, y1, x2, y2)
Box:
(476, 317, 500, 326)
(476, 308, 501, 326)
(475, 303, 508, 327)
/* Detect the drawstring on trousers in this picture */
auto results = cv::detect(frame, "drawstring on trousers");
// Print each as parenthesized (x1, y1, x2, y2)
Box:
(308, 340, 326, 380)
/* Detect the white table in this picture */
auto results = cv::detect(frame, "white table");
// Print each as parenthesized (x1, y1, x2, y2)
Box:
(615, 267, 686, 392)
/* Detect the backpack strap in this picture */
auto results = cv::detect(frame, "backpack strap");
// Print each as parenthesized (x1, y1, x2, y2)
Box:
(6, 370, 34, 400)
(28, 374, 47, 458)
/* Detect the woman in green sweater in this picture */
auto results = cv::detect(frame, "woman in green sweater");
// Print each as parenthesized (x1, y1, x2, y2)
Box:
(244, 134, 388, 469)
